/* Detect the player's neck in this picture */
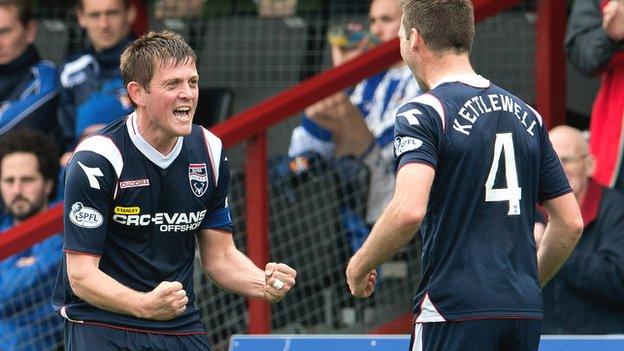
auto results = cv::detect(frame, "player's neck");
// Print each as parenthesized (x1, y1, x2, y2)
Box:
(135, 113, 179, 155)
(422, 53, 475, 89)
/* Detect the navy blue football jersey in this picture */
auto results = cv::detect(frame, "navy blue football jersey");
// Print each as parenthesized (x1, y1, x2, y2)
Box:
(394, 75, 571, 322)
(53, 113, 232, 333)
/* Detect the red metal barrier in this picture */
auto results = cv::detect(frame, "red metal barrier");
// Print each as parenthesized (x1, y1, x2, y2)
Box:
(0, 204, 63, 261)
(535, 0, 567, 128)
(245, 133, 271, 334)
(0, 0, 565, 335)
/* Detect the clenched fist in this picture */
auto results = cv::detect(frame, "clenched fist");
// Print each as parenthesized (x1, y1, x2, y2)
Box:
(139, 281, 188, 321)
(263, 262, 297, 303)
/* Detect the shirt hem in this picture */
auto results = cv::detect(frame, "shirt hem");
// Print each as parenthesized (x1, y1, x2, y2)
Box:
(65, 320, 207, 336)
(413, 309, 542, 324)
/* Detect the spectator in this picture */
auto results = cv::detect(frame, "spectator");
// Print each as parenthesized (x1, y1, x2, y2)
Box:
(541, 125, 624, 334)
(0, 0, 59, 140)
(565, 0, 624, 190)
(0, 128, 63, 351)
(58, 0, 136, 157)
(288, 0, 421, 247)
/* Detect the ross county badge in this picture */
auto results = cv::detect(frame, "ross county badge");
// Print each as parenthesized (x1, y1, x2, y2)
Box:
(189, 163, 209, 197)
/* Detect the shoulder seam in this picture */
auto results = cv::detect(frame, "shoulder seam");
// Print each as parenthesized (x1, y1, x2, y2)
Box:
(201, 126, 223, 185)
(73, 135, 124, 178)
(407, 93, 446, 131)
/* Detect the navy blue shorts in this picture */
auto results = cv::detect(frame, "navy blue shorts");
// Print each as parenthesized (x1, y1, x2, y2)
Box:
(409, 319, 541, 351)
(64, 321, 212, 351)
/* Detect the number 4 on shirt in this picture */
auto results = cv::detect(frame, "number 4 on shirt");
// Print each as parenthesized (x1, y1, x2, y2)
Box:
(485, 133, 522, 215)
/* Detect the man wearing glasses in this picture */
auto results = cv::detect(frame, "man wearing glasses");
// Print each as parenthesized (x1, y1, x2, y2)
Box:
(540, 125, 624, 334)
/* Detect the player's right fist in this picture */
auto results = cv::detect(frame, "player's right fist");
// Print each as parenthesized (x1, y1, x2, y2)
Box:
(139, 281, 188, 321)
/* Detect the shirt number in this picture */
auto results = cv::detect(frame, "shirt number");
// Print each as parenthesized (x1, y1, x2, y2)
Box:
(485, 133, 522, 215)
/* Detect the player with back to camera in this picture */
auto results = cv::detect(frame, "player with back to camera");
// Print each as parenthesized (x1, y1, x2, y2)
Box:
(53, 31, 296, 351)
(346, 0, 583, 350)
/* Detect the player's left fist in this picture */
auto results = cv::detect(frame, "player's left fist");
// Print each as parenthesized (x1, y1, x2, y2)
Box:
(263, 262, 297, 303)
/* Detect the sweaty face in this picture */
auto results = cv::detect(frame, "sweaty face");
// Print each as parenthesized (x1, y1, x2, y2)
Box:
(141, 59, 199, 140)
(369, 0, 402, 43)
(0, 153, 52, 222)
(77, 0, 135, 52)
(0, 5, 35, 65)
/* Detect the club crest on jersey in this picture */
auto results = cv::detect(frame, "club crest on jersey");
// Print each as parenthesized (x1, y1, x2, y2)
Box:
(189, 163, 209, 197)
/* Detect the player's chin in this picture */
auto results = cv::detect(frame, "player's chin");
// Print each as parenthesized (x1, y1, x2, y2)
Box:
(181, 124, 193, 135)
(171, 122, 193, 136)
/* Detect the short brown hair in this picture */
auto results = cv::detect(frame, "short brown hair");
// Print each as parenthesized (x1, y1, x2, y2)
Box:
(120, 30, 197, 92)
(401, 0, 474, 54)
(0, 0, 33, 26)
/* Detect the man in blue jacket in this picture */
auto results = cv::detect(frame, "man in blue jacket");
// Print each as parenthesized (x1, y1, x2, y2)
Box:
(0, 128, 63, 351)
(0, 0, 59, 140)
(58, 0, 136, 158)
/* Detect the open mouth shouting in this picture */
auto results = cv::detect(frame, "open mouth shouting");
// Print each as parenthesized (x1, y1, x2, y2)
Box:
(173, 106, 192, 121)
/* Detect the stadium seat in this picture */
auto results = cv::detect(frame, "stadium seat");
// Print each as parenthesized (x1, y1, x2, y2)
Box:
(34, 19, 68, 65)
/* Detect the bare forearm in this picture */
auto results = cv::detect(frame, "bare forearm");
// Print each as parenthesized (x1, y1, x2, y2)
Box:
(565, 0, 621, 75)
(332, 107, 373, 157)
(69, 268, 146, 318)
(537, 218, 582, 286)
(204, 248, 266, 299)
(349, 200, 420, 279)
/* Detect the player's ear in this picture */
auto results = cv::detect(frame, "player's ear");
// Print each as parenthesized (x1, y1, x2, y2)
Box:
(127, 82, 145, 107)
(409, 28, 420, 53)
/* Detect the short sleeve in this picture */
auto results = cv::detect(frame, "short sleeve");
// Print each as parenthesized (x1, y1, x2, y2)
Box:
(200, 148, 233, 232)
(63, 148, 117, 256)
(538, 128, 572, 202)
(394, 100, 443, 171)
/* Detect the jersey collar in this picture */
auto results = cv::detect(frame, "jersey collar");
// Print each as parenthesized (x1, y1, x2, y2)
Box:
(126, 112, 183, 169)
(430, 74, 490, 90)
